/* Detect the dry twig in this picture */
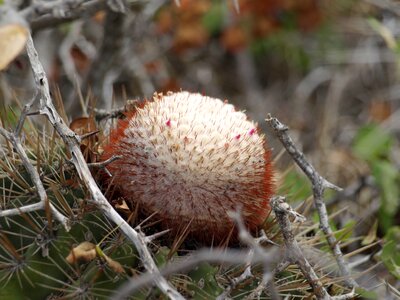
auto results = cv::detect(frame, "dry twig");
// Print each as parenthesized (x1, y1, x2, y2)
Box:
(266, 115, 358, 288)
(114, 246, 277, 299)
(92, 99, 138, 120)
(272, 196, 330, 299)
(23, 0, 107, 31)
(272, 196, 357, 300)
(14, 32, 184, 300)
(216, 212, 278, 300)
(80, 5, 127, 111)
(115, 211, 278, 299)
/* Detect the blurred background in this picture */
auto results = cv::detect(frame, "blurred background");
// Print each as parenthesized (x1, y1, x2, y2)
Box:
(1, 0, 400, 292)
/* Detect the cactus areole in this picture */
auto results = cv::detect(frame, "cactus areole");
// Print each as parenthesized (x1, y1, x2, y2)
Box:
(101, 91, 274, 241)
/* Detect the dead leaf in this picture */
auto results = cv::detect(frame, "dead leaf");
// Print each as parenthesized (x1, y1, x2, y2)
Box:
(173, 22, 209, 52)
(66, 241, 125, 273)
(362, 220, 378, 246)
(105, 254, 125, 273)
(93, 10, 106, 23)
(115, 199, 130, 212)
(221, 26, 248, 53)
(70, 117, 97, 136)
(70, 46, 90, 73)
(70, 117, 99, 163)
(369, 100, 392, 122)
(0, 24, 28, 71)
(95, 244, 125, 273)
(66, 241, 96, 263)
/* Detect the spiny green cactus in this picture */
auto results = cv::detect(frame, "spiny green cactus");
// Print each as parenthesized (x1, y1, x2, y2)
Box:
(0, 108, 138, 299)
(0, 104, 379, 299)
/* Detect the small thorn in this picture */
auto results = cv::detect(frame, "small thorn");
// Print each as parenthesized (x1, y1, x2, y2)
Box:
(165, 119, 171, 127)
(146, 229, 171, 243)
(323, 179, 343, 192)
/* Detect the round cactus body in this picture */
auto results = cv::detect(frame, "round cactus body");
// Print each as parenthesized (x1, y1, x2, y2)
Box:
(101, 91, 274, 241)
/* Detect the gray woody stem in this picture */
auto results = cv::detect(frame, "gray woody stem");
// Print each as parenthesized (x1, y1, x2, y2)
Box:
(272, 197, 330, 299)
(266, 115, 358, 288)
(25, 34, 184, 300)
(272, 197, 356, 300)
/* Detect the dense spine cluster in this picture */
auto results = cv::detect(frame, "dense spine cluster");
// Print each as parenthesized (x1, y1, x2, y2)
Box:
(102, 91, 274, 240)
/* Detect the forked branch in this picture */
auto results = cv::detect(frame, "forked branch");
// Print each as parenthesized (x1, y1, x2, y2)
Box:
(266, 115, 358, 288)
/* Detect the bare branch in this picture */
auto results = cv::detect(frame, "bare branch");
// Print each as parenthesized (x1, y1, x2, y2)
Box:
(272, 196, 331, 300)
(116, 210, 278, 299)
(14, 93, 38, 136)
(87, 155, 121, 169)
(81, 7, 127, 110)
(24, 32, 184, 300)
(214, 210, 278, 299)
(92, 99, 139, 120)
(25, 0, 108, 31)
(272, 198, 357, 300)
(266, 115, 358, 288)
(21, 0, 86, 20)
(216, 265, 253, 300)
(114, 247, 278, 299)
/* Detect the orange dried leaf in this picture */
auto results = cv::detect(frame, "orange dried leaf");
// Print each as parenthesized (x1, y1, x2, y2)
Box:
(221, 26, 248, 52)
(70, 46, 90, 73)
(95, 245, 125, 273)
(67, 242, 125, 273)
(93, 10, 106, 23)
(70, 117, 99, 162)
(70, 117, 97, 136)
(66, 241, 96, 263)
(156, 10, 173, 34)
(173, 23, 209, 51)
(0, 24, 28, 71)
(104, 255, 125, 273)
(115, 199, 130, 212)
(369, 101, 392, 122)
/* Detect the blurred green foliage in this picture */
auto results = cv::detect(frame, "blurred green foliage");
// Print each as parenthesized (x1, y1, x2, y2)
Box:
(278, 170, 312, 200)
(202, 1, 225, 35)
(353, 125, 393, 162)
(381, 226, 400, 279)
(353, 124, 399, 232)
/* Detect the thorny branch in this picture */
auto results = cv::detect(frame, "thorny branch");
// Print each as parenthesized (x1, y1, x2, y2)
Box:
(13, 32, 184, 300)
(21, 0, 86, 20)
(272, 196, 330, 299)
(216, 212, 279, 300)
(266, 115, 358, 288)
(92, 99, 139, 121)
(271, 196, 356, 300)
(216, 265, 253, 300)
(23, 0, 108, 31)
(114, 247, 277, 299)
(114, 211, 279, 299)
